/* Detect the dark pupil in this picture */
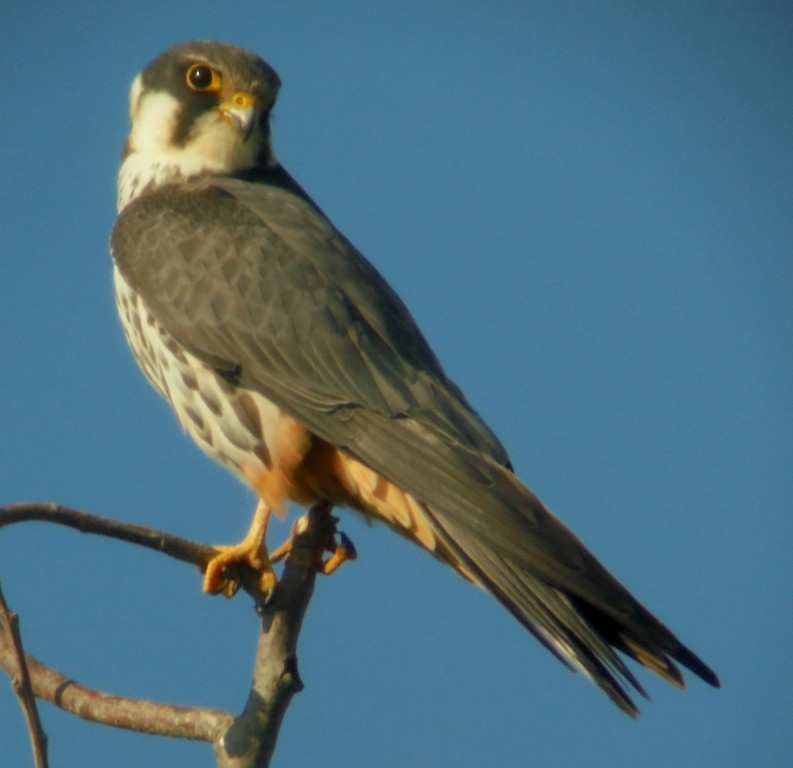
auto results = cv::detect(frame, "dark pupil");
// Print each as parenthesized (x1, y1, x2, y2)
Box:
(190, 66, 213, 89)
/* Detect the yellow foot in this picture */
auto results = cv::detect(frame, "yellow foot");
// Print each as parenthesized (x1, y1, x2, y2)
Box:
(319, 531, 357, 575)
(203, 543, 276, 597)
(269, 537, 293, 565)
(203, 500, 275, 597)
(270, 524, 357, 576)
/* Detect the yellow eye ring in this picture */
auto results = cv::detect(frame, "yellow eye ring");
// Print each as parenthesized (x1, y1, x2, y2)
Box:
(185, 63, 221, 92)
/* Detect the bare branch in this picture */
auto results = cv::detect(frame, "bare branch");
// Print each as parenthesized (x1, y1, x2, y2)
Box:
(0, 627, 234, 741)
(0, 502, 270, 598)
(0, 500, 346, 766)
(0, 502, 216, 569)
(216, 504, 337, 768)
(0, 581, 49, 768)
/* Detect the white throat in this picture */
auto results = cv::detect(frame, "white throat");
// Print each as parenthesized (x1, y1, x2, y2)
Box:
(116, 143, 232, 212)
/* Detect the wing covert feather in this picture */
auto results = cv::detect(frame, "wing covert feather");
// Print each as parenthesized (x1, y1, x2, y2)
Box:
(112, 175, 508, 458)
(110, 174, 664, 616)
(112, 172, 718, 707)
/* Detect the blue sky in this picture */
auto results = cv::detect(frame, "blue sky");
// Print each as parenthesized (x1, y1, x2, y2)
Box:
(1, 2, 791, 766)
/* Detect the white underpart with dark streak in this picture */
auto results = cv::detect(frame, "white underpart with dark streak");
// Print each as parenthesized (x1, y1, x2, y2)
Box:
(113, 267, 281, 489)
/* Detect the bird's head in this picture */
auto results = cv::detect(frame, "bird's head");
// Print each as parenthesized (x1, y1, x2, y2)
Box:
(117, 41, 281, 210)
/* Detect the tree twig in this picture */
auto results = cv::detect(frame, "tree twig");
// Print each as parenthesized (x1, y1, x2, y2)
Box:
(0, 581, 49, 768)
(0, 625, 234, 741)
(0, 502, 270, 598)
(0, 502, 216, 569)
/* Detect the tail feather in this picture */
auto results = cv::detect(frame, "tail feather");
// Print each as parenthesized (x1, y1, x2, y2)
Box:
(332, 419, 720, 713)
(418, 461, 720, 714)
(622, 635, 684, 688)
(567, 591, 720, 691)
(429, 516, 647, 715)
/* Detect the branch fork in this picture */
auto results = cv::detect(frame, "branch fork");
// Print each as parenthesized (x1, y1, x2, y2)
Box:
(0, 501, 345, 767)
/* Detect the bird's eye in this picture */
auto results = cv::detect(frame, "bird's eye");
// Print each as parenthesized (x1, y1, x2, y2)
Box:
(186, 63, 221, 92)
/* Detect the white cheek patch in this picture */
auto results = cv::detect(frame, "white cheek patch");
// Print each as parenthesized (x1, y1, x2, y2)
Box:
(128, 89, 182, 153)
(128, 74, 144, 121)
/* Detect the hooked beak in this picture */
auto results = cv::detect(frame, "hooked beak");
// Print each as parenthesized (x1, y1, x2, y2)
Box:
(218, 92, 258, 141)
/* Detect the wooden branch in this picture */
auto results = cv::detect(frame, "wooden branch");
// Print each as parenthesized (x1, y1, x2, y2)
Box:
(0, 628, 234, 740)
(0, 502, 216, 569)
(0, 581, 49, 768)
(216, 504, 336, 768)
(0, 502, 268, 597)
(0, 501, 343, 766)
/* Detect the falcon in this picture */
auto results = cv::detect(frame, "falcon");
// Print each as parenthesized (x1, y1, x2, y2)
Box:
(111, 40, 719, 715)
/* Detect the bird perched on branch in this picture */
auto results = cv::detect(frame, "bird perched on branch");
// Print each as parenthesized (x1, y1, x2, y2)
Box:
(111, 40, 719, 715)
